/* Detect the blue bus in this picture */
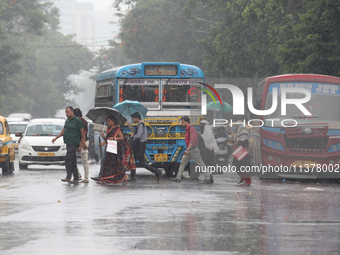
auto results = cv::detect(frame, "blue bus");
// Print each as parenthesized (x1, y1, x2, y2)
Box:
(95, 62, 205, 177)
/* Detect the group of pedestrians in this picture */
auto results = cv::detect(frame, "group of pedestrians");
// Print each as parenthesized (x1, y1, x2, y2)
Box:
(52, 107, 252, 186)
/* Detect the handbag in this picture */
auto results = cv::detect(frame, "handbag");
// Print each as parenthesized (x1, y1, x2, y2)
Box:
(105, 128, 119, 154)
(106, 140, 117, 154)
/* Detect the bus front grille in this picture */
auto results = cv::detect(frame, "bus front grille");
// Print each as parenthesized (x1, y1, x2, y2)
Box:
(284, 136, 328, 149)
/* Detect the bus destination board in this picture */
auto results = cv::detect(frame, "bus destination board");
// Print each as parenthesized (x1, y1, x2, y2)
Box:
(144, 65, 178, 76)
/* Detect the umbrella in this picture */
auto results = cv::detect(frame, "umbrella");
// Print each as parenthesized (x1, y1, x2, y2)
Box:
(86, 107, 127, 126)
(207, 101, 233, 114)
(113, 100, 148, 122)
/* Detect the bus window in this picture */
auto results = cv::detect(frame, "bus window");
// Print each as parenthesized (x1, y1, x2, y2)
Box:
(162, 79, 203, 103)
(162, 84, 201, 103)
(119, 84, 159, 102)
(96, 84, 111, 97)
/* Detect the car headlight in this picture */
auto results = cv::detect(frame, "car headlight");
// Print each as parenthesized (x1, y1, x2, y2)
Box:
(62, 144, 67, 150)
(20, 139, 31, 150)
(0, 140, 4, 148)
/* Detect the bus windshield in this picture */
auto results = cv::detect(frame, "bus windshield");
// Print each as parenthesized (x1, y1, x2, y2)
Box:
(117, 79, 203, 104)
(162, 79, 203, 103)
(264, 82, 340, 129)
(118, 79, 159, 102)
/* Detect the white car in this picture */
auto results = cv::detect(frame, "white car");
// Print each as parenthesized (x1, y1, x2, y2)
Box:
(8, 119, 29, 151)
(7, 113, 32, 121)
(18, 118, 66, 169)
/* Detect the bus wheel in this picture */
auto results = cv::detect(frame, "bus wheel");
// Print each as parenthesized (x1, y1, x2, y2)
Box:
(164, 164, 178, 178)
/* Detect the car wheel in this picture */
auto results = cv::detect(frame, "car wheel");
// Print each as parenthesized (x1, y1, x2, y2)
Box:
(9, 162, 14, 174)
(2, 159, 10, 175)
(19, 162, 28, 170)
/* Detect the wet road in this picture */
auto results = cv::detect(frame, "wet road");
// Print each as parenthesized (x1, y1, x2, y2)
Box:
(1, 159, 340, 255)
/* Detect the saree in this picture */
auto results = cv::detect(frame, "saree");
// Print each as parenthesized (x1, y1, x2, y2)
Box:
(99, 126, 136, 184)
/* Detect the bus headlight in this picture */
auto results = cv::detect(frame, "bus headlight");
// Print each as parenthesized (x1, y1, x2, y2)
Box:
(338, 159, 340, 164)
(276, 157, 281, 163)
(263, 138, 284, 151)
(332, 145, 337, 151)
(329, 160, 335, 165)
(157, 130, 164, 136)
(0, 140, 4, 148)
(268, 156, 273, 161)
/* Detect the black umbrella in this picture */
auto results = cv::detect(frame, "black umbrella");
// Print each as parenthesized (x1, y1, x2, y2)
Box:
(86, 107, 127, 126)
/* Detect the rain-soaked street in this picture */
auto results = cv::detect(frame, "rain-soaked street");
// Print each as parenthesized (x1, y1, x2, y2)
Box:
(1, 159, 340, 255)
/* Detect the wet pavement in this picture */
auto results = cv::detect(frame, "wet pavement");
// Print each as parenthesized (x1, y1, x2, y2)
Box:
(1, 159, 340, 255)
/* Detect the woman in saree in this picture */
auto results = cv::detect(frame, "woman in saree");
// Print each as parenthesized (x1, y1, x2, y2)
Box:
(98, 115, 135, 184)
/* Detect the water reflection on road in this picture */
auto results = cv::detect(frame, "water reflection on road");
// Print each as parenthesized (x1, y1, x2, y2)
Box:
(0, 160, 339, 254)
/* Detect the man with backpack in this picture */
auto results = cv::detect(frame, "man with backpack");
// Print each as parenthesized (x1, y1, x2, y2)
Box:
(170, 116, 213, 184)
(129, 112, 162, 182)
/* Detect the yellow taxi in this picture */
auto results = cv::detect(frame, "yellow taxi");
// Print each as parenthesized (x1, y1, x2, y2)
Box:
(0, 116, 15, 174)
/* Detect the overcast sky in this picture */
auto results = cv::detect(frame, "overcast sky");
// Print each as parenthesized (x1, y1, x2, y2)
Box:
(79, 0, 114, 11)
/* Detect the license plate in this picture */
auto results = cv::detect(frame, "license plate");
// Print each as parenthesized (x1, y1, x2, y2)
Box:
(291, 160, 318, 167)
(38, 152, 55, 157)
(154, 153, 168, 162)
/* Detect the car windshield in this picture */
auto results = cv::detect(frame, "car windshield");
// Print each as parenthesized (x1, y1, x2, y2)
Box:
(26, 124, 63, 136)
(8, 123, 27, 134)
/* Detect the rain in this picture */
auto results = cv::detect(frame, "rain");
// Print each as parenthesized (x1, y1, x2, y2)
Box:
(1, 0, 340, 254)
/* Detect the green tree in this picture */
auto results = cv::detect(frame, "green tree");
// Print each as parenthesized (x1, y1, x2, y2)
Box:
(187, 0, 287, 78)
(277, 0, 340, 76)
(91, 46, 131, 80)
(111, 0, 340, 79)
(0, 1, 94, 117)
(1, 30, 93, 117)
(116, 0, 203, 67)
(0, 0, 50, 85)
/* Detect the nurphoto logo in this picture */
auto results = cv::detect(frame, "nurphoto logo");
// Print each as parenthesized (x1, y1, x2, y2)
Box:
(199, 83, 312, 128)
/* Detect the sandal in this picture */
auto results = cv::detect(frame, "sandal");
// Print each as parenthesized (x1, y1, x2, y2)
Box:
(122, 175, 129, 185)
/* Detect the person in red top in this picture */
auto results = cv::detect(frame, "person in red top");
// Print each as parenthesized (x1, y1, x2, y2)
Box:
(170, 116, 213, 184)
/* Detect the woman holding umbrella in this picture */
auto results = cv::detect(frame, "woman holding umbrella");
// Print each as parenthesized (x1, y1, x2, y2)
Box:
(97, 115, 135, 184)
